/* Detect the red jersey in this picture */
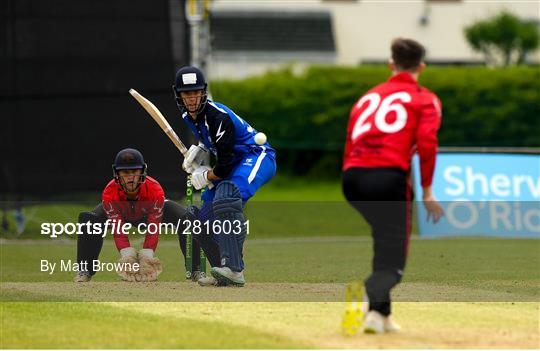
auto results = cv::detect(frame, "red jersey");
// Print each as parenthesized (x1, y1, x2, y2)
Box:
(101, 176, 165, 251)
(343, 72, 442, 187)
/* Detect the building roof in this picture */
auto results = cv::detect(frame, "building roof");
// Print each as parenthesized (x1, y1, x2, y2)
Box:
(210, 11, 335, 52)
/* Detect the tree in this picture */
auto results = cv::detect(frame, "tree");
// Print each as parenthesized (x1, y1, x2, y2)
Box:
(464, 11, 539, 66)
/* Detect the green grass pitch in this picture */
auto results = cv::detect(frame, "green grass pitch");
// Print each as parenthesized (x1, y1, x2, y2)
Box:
(1, 178, 539, 348)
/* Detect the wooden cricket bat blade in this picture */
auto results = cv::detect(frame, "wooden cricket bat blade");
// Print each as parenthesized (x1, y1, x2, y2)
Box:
(129, 88, 188, 155)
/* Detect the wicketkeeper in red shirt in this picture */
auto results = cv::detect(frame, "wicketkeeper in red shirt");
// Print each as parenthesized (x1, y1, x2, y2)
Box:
(74, 148, 217, 282)
(342, 38, 444, 334)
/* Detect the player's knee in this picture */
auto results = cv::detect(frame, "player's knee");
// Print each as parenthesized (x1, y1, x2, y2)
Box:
(198, 202, 214, 222)
(163, 199, 187, 220)
(215, 180, 241, 199)
(213, 181, 243, 216)
(77, 212, 104, 240)
(78, 211, 98, 224)
(179, 205, 198, 225)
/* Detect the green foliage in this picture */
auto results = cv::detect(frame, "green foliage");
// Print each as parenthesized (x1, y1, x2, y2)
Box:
(464, 11, 540, 66)
(211, 65, 539, 177)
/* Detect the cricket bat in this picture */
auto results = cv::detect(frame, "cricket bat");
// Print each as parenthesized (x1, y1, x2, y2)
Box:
(129, 88, 208, 279)
(129, 88, 188, 156)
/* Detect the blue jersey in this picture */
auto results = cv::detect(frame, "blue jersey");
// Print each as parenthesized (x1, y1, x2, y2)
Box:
(182, 100, 275, 178)
(185, 100, 277, 273)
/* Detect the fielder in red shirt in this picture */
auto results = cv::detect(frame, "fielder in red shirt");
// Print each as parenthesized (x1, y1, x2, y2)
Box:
(342, 38, 444, 334)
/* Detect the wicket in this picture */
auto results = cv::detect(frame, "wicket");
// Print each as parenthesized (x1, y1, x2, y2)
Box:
(185, 175, 206, 279)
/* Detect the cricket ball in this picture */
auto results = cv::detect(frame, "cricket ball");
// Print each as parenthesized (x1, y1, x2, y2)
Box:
(254, 132, 267, 145)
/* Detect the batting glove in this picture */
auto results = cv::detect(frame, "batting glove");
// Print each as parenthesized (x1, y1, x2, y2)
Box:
(183, 144, 210, 174)
(191, 166, 211, 190)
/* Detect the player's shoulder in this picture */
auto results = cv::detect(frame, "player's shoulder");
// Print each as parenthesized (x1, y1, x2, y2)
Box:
(102, 179, 119, 200)
(206, 100, 235, 126)
(417, 84, 438, 98)
(138, 176, 164, 201)
(382, 79, 439, 102)
(415, 85, 442, 110)
(365, 81, 388, 95)
(206, 100, 230, 118)
(144, 176, 164, 192)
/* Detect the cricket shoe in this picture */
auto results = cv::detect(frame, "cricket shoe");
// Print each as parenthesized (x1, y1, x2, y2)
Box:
(197, 275, 219, 286)
(191, 271, 206, 282)
(74, 270, 92, 283)
(384, 315, 401, 333)
(363, 311, 385, 334)
(341, 281, 364, 336)
(211, 267, 245, 287)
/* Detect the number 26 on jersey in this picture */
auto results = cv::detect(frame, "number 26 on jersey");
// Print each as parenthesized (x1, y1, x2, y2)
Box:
(351, 92, 412, 141)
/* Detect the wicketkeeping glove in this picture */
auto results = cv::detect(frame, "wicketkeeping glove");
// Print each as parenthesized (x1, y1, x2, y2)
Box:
(183, 144, 210, 174)
(135, 249, 163, 282)
(116, 247, 139, 282)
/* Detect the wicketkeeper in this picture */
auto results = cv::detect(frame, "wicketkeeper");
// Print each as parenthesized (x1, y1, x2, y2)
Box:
(74, 148, 209, 282)
(172, 66, 276, 287)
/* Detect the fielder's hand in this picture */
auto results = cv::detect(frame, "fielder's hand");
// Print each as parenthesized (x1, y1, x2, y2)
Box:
(422, 187, 444, 224)
(135, 249, 163, 282)
(116, 247, 139, 282)
(191, 166, 211, 190)
(183, 144, 210, 174)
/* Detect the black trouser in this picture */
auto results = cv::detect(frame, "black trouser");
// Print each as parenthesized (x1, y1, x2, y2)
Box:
(342, 167, 412, 316)
(76, 200, 220, 275)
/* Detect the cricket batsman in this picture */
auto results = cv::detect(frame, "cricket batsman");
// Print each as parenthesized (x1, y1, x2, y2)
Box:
(172, 66, 276, 287)
(74, 148, 205, 282)
(342, 38, 444, 333)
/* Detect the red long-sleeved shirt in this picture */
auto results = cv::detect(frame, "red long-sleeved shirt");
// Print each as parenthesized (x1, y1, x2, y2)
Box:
(101, 176, 164, 251)
(343, 72, 442, 187)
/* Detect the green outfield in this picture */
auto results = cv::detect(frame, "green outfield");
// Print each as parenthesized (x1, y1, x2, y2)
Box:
(2, 301, 538, 349)
(0, 177, 351, 240)
(1, 178, 539, 348)
(1, 237, 539, 348)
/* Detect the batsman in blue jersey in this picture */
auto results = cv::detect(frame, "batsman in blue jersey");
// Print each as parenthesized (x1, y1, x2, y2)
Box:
(173, 66, 276, 287)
